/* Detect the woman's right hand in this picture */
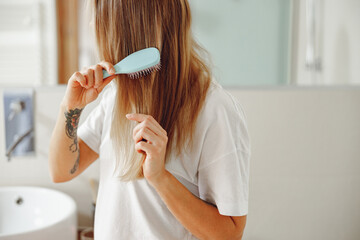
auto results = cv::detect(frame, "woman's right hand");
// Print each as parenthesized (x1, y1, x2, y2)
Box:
(62, 61, 116, 109)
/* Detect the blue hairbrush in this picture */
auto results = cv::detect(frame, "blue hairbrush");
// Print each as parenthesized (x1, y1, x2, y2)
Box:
(102, 47, 161, 79)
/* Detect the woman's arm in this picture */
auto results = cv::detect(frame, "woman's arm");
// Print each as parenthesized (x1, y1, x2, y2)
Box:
(49, 103, 99, 182)
(153, 170, 246, 240)
(49, 62, 115, 183)
(126, 113, 247, 240)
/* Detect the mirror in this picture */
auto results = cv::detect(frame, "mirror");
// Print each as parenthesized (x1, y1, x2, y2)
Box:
(190, 0, 360, 86)
(0, 0, 359, 86)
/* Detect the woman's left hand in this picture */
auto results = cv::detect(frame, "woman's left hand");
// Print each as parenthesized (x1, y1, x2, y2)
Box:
(126, 113, 168, 185)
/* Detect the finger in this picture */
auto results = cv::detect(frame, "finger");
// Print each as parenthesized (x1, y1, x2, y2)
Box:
(86, 68, 95, 88)
(134, 127, 157, 144)
(93, 64, 104, 88)
(135, 141, 154, 154)
(132, 120, 164, 143)
(71, 71, 86, 88)
(96, 75, 116, 93)
(126, 113, 148, 123)
(127, 114, 167, 136)
(99, 61, 116, 75)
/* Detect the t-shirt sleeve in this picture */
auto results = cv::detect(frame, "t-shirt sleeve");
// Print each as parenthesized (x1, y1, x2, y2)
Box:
(198, 90, 251, 216)
(77, 91, 108, 154)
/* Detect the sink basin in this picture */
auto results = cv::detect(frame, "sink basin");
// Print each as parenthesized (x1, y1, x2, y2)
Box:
(0, 186, 77, 240)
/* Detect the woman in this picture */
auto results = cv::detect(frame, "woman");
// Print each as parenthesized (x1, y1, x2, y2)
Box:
(49, 0, 250, 239)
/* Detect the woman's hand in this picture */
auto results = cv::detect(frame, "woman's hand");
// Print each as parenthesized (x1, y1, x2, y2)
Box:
(126, 113, 168, 185)
(62, 61, 116, 109)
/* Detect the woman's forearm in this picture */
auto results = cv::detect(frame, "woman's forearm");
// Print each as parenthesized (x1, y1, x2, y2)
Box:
(151, 170, 244, 240)
(49, 102, 83, 182)
(49, 62, 115, 183)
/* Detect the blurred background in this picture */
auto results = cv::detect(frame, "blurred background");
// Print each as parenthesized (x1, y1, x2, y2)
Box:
(1, 0, 360, 87)
(0, 0, 359, 240)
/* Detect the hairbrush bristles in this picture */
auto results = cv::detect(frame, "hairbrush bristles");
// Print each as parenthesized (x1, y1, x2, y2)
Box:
(128, 63, 161, 79)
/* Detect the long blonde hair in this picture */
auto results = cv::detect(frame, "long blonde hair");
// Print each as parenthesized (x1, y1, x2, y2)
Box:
(93, 0, 211, 181)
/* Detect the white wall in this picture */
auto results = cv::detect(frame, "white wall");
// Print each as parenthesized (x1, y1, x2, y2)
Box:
(231, 86, 360, 239)
(1, 86, 360, 239)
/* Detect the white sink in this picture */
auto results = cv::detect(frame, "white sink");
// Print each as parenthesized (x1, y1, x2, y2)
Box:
(0, 186, 77, 240)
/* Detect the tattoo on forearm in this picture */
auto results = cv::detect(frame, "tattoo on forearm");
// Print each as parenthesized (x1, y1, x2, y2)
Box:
(64, 108, 83, 174)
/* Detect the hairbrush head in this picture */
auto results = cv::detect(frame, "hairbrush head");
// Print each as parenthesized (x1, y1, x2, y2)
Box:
(128, 62, 161, 79)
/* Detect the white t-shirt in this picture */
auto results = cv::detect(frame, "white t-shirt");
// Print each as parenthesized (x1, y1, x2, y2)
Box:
(78, 81, 251, 240)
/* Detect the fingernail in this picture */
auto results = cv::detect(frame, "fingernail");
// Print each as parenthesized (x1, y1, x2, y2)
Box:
(111, 68, 116, 74)
(126, 114, 132, 118)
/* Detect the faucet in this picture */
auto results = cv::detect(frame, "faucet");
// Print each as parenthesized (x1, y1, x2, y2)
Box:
(3, 89, 35, 161)
(6, 128, 34, 161)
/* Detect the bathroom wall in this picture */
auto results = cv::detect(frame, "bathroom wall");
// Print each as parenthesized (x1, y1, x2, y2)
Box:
(1, 85, 360, 239)
(232, 86, 360, 239)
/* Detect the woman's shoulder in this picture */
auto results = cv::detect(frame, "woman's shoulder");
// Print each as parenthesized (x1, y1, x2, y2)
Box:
(202, 80, 247, 122)
(188, 80, 251, 165)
